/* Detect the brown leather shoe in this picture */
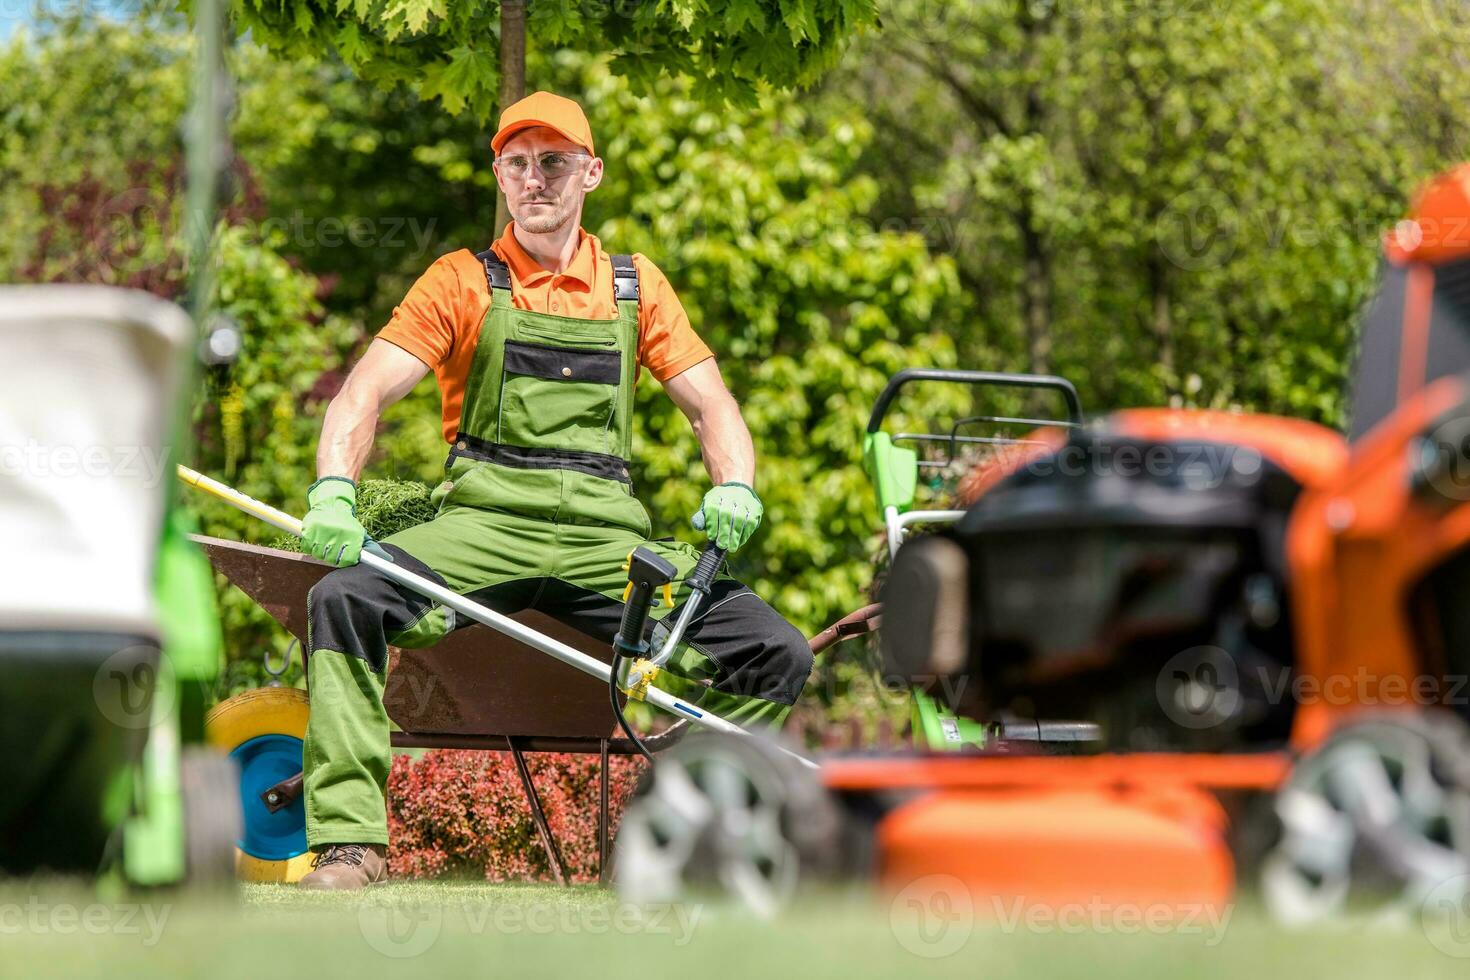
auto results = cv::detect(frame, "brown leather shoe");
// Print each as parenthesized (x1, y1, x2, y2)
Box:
(298, 843, 388, 890)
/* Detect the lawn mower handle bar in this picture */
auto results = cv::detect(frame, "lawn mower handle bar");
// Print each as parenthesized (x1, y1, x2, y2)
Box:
(175, 464, 816, 769)
(866, 368, 1084, 433)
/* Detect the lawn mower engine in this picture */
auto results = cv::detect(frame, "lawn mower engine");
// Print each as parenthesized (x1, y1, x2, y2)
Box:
(882, 409, 1347, 753)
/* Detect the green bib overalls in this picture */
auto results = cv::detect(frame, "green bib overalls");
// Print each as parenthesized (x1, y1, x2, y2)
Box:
(301, 249, 812, 849)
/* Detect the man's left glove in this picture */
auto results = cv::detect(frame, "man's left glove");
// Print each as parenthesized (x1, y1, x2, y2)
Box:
(691, 482, 763, 553)
(302, 477, 366, 567)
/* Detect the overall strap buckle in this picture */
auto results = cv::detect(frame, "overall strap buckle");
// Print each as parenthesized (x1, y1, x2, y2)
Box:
(475, 248, 512, 291)
(610, 253, 639, 304)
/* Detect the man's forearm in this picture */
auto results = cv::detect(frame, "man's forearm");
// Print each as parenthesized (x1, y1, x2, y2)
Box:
(316, 379, 382, 481)
(312, 339, 434, 483)
(692, 392, 756, 487)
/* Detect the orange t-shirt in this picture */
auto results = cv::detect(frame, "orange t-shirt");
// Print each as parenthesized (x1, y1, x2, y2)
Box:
(377, 224, 714, 443)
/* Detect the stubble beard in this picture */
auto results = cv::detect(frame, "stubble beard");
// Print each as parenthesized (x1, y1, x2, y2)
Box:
(512, 191, 576, 234)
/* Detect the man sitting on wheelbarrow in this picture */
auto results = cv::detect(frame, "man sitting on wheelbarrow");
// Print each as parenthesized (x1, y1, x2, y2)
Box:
(295, 92, 813, 890)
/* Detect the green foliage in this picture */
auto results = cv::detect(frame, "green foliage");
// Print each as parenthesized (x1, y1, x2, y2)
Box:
(838, 0, 1470, 427)
(12, 3, 1470, 733)
(352, 478, 437, 537)
(0, 20, 342, 507)
(229, 47, 490, 327)
(0, 20, 191, 288)
(0, 19, 349, 678)
(188, 223, 354, 671)
(228, 0, 879, 117)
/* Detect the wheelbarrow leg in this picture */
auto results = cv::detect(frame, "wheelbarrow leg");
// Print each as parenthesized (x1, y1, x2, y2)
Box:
(506, 736, 567, 886)
(598, 737, 610, 886)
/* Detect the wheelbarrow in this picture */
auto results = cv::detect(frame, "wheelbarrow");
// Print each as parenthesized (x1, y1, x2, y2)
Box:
(197, 533, 881, 883)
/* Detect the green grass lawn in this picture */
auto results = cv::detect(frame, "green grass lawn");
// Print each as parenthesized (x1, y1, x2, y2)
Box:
(0, 879, 1463, 979)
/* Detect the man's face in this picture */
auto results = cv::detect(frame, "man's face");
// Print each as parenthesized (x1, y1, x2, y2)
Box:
(494, 128, 602, 234)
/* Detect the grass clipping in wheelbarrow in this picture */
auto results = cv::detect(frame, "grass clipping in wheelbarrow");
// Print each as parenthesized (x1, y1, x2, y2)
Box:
(271, 479, 436, 552)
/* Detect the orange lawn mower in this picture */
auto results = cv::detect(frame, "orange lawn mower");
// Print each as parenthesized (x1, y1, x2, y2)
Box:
(611, 167, 1470, 926)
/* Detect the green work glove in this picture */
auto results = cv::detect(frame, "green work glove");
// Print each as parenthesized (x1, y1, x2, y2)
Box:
(302, 477, 366, 567)
(691, 482, 763, 553)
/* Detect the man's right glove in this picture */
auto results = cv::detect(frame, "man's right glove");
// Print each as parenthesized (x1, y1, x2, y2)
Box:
(691, 482, 763, 553)
(302, 477, 366, 567)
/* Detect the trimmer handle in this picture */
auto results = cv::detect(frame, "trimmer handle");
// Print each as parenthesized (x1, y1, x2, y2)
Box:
(687, 543, 726, 595)
(616, 547, 678, 657)
(643, 543, 727, 670)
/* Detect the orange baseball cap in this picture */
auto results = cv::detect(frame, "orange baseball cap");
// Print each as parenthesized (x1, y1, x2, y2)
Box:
(491, 92, 594, 156)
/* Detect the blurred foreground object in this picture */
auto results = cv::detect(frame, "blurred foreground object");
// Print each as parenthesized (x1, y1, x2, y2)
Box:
(1354, 163, 1470, 440)
(0, 286, 236, 883)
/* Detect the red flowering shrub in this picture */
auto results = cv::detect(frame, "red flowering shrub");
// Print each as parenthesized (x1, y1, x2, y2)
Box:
(386, 749, 647, 883)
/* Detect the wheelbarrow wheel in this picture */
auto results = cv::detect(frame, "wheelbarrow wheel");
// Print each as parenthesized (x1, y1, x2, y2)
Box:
(613, 733, 842, 916)
(205, 687, 313, 883)
(181, 747, 242, 888)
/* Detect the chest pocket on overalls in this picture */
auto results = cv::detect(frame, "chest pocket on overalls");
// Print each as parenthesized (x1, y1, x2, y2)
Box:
(499, 340, 622, 454)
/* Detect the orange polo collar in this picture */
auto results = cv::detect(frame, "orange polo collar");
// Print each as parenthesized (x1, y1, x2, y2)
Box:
(492, 222, 598, 288)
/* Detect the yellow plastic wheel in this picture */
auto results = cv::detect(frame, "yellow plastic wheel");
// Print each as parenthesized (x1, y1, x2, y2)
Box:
(205, 687, 314, 883)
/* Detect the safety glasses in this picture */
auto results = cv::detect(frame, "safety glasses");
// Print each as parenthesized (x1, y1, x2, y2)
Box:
(494, 151, 590, 180)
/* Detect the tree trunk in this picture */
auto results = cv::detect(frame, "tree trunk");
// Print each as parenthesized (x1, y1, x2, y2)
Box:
(1148, 257, 1176, 397)
(493, 0, 527, 235)
(1016, 2, 1053, 380)
(1018, 207, 1052, 378)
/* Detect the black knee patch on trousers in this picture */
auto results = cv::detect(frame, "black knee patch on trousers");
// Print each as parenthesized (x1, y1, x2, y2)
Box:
(306, 545, 446, 673)
(686, 584, 813, 705)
